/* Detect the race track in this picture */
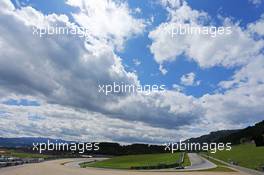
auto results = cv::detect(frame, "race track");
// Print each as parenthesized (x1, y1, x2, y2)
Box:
(0, 158, 246, 175)
(184, 153, 217, 170)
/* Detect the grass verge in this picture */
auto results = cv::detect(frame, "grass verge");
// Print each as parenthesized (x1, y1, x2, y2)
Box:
(209, 144, 264, 171)
(182, 153, 191, 167)
(81, 153, 181, 169)
(201, 154, 235, 172)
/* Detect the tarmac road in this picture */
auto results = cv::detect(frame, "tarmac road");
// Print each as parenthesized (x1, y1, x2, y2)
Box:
(184, 153, 217, 170)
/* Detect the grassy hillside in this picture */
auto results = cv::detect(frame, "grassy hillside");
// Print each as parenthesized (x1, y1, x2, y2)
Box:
(209, 144, 264, 170)
(188, 130, 239, 144)
(188, 120, 264, 146)
(81, 153, 183, 169)
(216, 120, 264, 145)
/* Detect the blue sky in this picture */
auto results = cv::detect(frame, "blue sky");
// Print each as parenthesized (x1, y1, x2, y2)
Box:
(1, 0, 264, 143)
(3, 98, 40, 106)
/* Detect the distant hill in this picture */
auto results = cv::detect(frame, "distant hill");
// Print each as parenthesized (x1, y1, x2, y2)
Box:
(0, 138, 166, 155)
(187, 129, 240, 144)
(216, 120, 264, 146)
(0, 137, 70, 147)
(187, 120, 264, 146)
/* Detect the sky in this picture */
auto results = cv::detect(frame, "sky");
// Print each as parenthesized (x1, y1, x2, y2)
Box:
(0, 0, 264, 144)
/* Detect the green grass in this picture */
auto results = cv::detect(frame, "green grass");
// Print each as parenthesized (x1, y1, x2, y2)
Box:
(81, 153, 181, 169)
(182, 153, 191, 166)
(81, 153, 235, 172)
(1, 149, 52, 159)
(202, 155, 226, 166)
(209, 144, 264, 170)
(201, 154, 235, 172)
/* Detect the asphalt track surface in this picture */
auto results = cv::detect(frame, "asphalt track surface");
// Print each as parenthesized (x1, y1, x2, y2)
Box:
(0, 157, 247, 175)
(184, 153, 217, 170)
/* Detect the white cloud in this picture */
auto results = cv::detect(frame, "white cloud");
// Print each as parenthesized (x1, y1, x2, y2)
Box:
(201, 54, 264, 126)
(172, 84, 184, 92)
(0, 0, 15, 11)
(219, 55, 264, 90)
(249, 0, 263, 6)
(66, 0, 146, 50)
(0, 94, 203, 143)
(133, 58, 141, 66)
(0, 0, 205, 137)
(134, 7, 141, 14)
(159, 65, 168, 75)
(148, 1, 264, 130)
(160, 0, 183, 9)
(150, 15, 155, 23)
(0, 0, 136, 118)
(149, 1, 264, 70)
(248, 14, 264, 36)
(180, 72, 200, 86)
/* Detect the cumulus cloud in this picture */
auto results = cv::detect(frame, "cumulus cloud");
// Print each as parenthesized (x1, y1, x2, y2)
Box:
(66, 0, 146, 50)
(149, 1, 264, 69)
(148, 0, 264, 130)
(0, 1, 130, 115)
(198, 54, 264, 127)
(180, 72, 200, 86)
(0, 0, 140, 110)
(0, 0, 204, 139)
(0, 95, 202, 143)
